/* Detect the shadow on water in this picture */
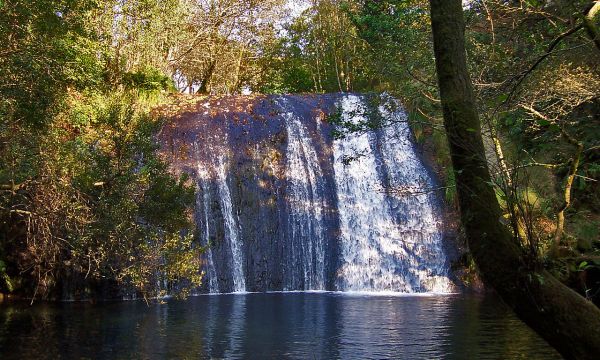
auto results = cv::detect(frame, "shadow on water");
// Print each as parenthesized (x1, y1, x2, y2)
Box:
(0, 293, 560, 359)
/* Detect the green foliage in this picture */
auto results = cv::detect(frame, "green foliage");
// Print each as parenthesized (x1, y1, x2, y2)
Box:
(258, 0, 377, 93)
(569, 213, 600, 251)
(0, 0, 104, 126)
(1, 89, 201, 299)
(328, 94, 395, 140)
(122, 67, 176, 93)
(346, 0, 435, 94)
(445, 169, 456, 204)
(258, 61, 315, 94)
(0, 1, 201, 300)
(0, 260, 13, 293)
(519, 188, 541, 211)
(70, 94, 200, 298)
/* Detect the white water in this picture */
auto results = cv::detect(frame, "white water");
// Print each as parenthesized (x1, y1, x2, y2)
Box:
(333, 94, 451, 293)
(378, 98, 450, 292)
(193, 141, 221, 294)
(199, 175, 219, 294)
(215, 155, 246, 292)
(193, 94, 451, 294)
(281, 99, 326, 290)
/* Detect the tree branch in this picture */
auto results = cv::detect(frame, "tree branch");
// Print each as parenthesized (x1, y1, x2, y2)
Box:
(505, 24, 584, 105)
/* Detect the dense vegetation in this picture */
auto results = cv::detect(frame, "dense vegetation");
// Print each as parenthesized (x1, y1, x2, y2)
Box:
(266, 0, 600, 305)
(0, 0, 202, 300)
(0, 0, 598, 316)
(429, 1, 600, 357)
(2, 0, 600, 356)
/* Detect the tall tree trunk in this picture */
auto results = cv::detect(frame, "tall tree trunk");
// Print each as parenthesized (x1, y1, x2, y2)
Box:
(197, 61, 216, 95)
(312, 17, 324, 93)
(232, 45, 246, 94)
(333, 52, 343, 92)
(554, 129, 584, 248)
(429, 1, 600, 359)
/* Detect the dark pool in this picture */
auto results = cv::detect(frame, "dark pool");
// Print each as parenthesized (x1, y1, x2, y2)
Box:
(0, 292, 561, 359)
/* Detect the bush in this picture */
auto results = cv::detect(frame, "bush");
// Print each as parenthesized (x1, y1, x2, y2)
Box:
(122, 67, 176, 93)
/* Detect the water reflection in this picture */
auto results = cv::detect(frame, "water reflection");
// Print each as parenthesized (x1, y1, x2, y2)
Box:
(0, 294, 561, 359)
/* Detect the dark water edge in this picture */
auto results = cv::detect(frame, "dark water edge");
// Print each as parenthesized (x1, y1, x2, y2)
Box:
(0, 293, 561, 359)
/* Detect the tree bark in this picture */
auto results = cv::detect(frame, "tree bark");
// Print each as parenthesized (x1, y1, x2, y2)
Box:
(232, 45, 246, 94)
(197, 60, 216, 94)
(584, 1, 600, 52)
(429, 1, 600, 359)
(554, 130, 584, 248)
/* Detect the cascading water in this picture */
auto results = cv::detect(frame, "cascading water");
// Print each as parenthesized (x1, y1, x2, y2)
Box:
(333, 95, 450, 292)
(215, 155, 246, 293)
(280, 98, 326, 290)
(193, 142, 220, 293)
(198, 175, 219, 293)
(377, 99, 450, 292)
(161, 93, 453, 294)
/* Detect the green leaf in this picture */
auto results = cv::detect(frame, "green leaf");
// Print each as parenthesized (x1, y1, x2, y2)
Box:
(496, 94, 508, 103)
(578, 261, 590, 271)
(548, 124, 560, 132)
(535, 273, 545, 285)
(536, 119, 551, 127)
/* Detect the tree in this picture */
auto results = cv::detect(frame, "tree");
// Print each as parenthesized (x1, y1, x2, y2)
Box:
(172, 0, 285, 94)
(459, 0, 600, 257)
(258, 0, 375, 94)
(0, 0, 201, 300)
(429, 0, 600, 358)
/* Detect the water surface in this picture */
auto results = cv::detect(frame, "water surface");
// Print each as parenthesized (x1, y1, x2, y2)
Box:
(0, 293, 561, 359)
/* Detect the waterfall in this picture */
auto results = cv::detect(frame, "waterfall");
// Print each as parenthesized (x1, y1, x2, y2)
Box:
(332, 94, 450, 292)
(281, 99, 326, 290)
(215, 155, 246, 293)
(198, 175, 219, 294)
(377, 98, 450, 292)
(193, 140, 220, 293)
(165, 93, 453, 294)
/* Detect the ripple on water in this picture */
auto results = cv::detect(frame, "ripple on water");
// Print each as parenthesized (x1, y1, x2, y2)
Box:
(0, 293, 562, 359)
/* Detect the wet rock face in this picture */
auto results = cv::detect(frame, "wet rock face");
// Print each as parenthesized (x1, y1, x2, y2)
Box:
(158, 93, 453, 293)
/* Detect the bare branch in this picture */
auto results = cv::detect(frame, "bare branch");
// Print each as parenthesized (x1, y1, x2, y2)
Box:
(504, 24, 584, 105)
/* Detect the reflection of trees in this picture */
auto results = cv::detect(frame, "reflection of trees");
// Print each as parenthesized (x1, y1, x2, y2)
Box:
(0, 294, 561, 358)
(442, 296, 561, 359)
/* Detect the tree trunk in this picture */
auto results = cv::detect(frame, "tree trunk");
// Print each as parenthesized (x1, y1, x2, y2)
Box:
(554, 130, 584, 248)
(232, 45, 246, 94)
(429, 1, 600, 359)
(584, 1, 600, 52)
(490, 125, 512, 188)
(197, 61, 216, 95)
